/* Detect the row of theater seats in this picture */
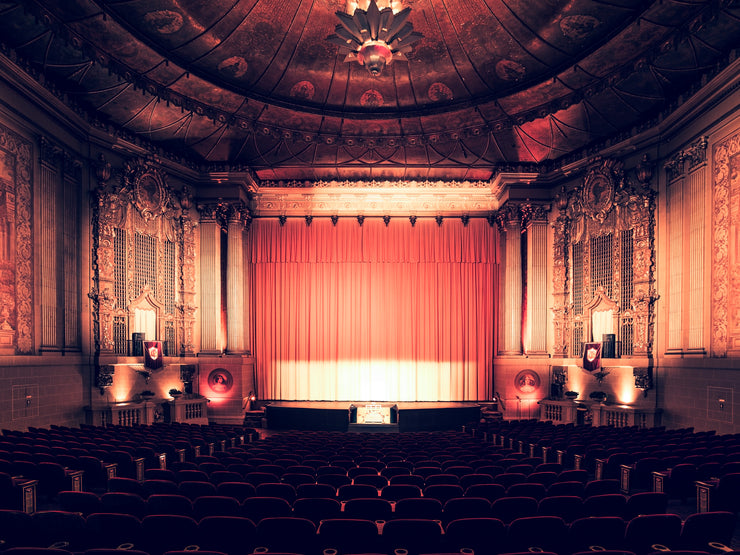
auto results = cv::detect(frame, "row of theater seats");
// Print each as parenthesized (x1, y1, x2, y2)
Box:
(57, 486, 679, 523)
(480, 421, 740, 467)
(0, 508, 736, 555)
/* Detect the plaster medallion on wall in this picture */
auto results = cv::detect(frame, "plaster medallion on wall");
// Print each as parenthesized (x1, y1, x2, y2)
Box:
(125, 158, 168, 221)
(515, 369, 540, 393)
(208, 368, 234, 393)
(582, 164, 616, 223)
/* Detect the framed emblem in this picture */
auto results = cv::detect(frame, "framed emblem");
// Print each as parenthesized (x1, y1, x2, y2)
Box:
(582, 167, 615, 223)
(208, 368, 233, 393)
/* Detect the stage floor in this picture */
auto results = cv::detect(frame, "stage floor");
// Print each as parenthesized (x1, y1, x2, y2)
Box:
(263, 401, 481, 432)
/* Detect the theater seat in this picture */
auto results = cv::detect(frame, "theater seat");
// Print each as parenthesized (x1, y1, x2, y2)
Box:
(381, 518, 443, 555)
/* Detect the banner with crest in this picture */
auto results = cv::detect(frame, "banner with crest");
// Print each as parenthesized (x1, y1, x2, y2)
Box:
(583, 342, 602, 372)
(144, 340, 163, 370)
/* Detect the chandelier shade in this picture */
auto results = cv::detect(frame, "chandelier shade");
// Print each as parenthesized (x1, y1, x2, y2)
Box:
(327, 0, 423, 76)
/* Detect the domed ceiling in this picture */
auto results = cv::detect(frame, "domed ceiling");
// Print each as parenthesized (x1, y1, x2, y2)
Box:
(2, 0, 740, 182)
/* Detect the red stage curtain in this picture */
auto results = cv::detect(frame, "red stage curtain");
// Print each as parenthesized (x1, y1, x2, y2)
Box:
(249, 217, 499, 401)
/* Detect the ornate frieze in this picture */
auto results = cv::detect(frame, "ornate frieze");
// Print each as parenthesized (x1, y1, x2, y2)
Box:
(91, 154, 197, 357)
(0, 123, 33, 354)
(711, 130, 740, 357)
(553, 157, 656, 359)
(551, 190, 571, 358)
(255, 181, 499, 217)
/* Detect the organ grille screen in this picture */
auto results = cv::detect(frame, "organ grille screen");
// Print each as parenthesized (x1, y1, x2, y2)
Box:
(113, 315, 127, 355)
(620, 230, 634, 311)
(620, 229, 634, 357)
(572, 241, 584, 316)
(114, 230, 127, 308)
(571, 320, 584, 358)
(164, 321, 175, 356)
(163, 240, 176, 315)
(135, 233, 157, 299)
(590, 233, 614, 298)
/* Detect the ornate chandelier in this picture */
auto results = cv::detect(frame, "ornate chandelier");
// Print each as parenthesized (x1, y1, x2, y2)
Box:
(327, 0, 423, 77)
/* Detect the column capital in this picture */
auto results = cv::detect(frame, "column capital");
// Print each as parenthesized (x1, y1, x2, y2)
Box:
(197, 202, 228, 225)
(520, 202, 550, 228)
(495, 202, 521, 232)
(226, 203, 252, 230)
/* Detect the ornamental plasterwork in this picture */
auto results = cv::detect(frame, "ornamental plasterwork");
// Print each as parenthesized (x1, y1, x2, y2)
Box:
(91, 155, 197, 356)
(263, 179, 492, 188)
(551, 189, 571, 358)
(255, 188, 497, 217)
(552, 157, 656, 358)
(664, 136, 708, 182)
(0, 123, 33, 354)
(711, 130, 740, 357)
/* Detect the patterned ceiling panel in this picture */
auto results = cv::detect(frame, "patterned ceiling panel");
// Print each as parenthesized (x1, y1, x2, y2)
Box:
(0, 0, 738, 180)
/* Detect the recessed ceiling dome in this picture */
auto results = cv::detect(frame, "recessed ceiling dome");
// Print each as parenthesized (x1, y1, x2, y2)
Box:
(2, 0, 739, 180)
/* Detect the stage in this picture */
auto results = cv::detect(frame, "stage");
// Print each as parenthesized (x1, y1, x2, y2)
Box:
(263, 401, 481, 432)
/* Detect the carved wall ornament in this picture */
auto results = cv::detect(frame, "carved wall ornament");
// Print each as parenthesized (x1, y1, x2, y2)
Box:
(664, 135, 708, 181)
(520, 202, 549, 228)
(582, 158, 621, 224)
(636, 154, 654, 185)
(495, 203, 521, 232)
(95, 364, 115, 395)
(711, 130, 740, 356)
(91, 155, 197, 357)
(0, 123, 33, 354)
(633, 367, 652, 392)
(124, 157, 170, 222)
(95, 153, 112, 185)
(553, 156, 656, 359)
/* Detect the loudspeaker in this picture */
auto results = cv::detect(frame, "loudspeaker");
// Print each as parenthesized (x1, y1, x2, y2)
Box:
(602, 333, 616, 359)
(132, 332, 145, 356)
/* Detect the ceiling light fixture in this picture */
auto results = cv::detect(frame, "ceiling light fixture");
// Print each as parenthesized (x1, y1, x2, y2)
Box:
(327, 0, 423, 77)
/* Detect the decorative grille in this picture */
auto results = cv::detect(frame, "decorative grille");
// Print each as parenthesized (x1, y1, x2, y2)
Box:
(114, 229, 127, 307)
(163, 241, 176, 315)
(135, 233, 157, 298)
(164, 320, 175, 356)
(571, 320, 584, 358)
(620, 318, 634, 357)
(572, 242, 584, 316)
(590, 233, 613, 298)
(620, 230, 634, 311)
(113, 316, 127, 355)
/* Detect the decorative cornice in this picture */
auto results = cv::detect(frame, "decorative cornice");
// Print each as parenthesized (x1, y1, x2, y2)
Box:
(253, 181, 502, 217)
(261, 179, 493, 189)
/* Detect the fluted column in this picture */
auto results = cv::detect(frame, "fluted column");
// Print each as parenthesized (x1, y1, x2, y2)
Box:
(199, 204, 225, 354)
(226, 204, 249, 354)
(522, 203, 549, 355)
(498, 204, 523, 355)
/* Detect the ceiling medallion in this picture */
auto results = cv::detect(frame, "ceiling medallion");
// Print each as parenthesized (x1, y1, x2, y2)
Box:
(327, 0, 423, 77)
